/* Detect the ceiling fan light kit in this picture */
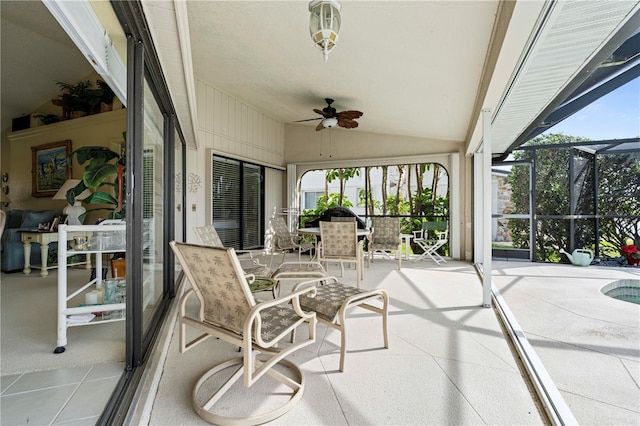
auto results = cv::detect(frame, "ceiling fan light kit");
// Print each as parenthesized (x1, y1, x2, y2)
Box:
(322, 117, 338, 128)
(308, 0, 341, 62)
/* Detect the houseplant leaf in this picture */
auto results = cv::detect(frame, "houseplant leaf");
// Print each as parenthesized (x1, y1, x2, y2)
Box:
(83, 164, 118, 188)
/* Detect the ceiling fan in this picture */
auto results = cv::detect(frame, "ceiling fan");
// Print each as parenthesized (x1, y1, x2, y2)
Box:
(295, 98, 363, 131)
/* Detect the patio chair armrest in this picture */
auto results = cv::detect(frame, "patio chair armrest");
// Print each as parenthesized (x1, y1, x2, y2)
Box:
(245, 285, 318, 347)
(179, 287, 205, 321)
(236, 249, 268, 259)
(291, 275, 339, 293)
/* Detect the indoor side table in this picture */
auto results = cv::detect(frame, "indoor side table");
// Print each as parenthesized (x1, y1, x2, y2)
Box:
(20, 230, 92, 277)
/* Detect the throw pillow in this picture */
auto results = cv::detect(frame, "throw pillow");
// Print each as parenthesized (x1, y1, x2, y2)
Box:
(20, 211, 55, 229)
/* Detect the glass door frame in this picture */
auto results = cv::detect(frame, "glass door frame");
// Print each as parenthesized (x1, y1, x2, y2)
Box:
(98, 2, 186, 423)
(491, 159, 533, 261)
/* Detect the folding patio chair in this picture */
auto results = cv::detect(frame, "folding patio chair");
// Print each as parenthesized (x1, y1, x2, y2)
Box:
(412, 221, 448, 265)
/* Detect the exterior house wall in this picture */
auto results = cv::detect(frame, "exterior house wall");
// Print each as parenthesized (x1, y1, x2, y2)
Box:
(188, 86, 474, 259)
(188, 78, 286, 242)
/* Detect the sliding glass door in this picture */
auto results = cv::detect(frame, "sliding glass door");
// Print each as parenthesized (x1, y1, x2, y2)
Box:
(141, 79, 164, 333)
(212, 155, 264, 249)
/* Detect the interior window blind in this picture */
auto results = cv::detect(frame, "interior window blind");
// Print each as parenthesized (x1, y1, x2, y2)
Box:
(242, 163, 263, 249)
(212, 155, 264, 249)
(212, 156, 241, 248)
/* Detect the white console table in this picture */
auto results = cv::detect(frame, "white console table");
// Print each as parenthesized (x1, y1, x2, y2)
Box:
(21, 230, 92, 277)
(55, 223, 126, 354)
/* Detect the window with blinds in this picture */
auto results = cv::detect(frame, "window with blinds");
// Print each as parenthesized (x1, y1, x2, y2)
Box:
(242, 163, 263, 249)
(212, 155, 264, 249)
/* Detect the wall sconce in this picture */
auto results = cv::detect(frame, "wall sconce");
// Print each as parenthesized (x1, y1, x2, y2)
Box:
(1, 188, 9, 207)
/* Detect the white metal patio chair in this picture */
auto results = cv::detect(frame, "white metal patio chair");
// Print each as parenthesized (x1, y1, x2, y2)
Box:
(317, 221, 364, 286)
(412, 221, 448, 265)
(267, 216, 313, 267)
(194, 225, 271, 277)
(169, 241, 317, 425)
(367, 216, 402, 269)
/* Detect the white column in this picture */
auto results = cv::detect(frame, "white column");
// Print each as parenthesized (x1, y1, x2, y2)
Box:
(449, 153, 460, 259)
(286, 164, 297, 232)
(482, 108, 492, 308)
(473, 153, 483, 264)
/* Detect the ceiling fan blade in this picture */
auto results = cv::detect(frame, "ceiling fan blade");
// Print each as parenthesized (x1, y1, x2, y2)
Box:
(336, 110, 363, 120)
(293, 117, 323, 123)
(338, 119, 359, 129)
(315, 121, 325, 131)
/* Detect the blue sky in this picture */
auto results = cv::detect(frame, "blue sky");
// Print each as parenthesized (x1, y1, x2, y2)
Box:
(542, 77, 639, 141)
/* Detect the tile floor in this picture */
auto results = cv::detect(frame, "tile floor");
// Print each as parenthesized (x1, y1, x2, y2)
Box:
(2, 254, 637, 425)
(1, 362, 124, 425)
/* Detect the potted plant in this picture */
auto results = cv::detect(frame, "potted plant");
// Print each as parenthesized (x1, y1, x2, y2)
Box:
(621, 239, 640, 266)
(32, 113, 60, 125)
(96, 79, 115, 113)
(53, 80, 101, 119)
(65, 142, 125, 222)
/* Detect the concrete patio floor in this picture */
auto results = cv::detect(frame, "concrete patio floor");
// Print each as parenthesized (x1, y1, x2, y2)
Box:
(492, 261, 640, 425)
(136, 254, 639, 425)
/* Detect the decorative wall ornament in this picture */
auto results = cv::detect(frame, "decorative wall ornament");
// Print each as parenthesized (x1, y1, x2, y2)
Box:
(175, 172, 182, 192)
(188, 173, 202, 193)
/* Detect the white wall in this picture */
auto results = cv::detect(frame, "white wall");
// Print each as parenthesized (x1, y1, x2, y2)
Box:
(184, 78, 286, 242)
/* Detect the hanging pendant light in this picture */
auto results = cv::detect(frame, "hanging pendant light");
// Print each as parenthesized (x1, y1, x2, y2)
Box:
(308, 0, 341, 62)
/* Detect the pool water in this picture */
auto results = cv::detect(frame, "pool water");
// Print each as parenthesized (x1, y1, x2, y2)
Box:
(601, 280, 640, 305)
(612, 294, 640, 304)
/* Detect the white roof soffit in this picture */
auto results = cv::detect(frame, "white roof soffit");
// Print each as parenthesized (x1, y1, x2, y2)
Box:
(468, 0, 640, 157)
(141, 0, 199, 149)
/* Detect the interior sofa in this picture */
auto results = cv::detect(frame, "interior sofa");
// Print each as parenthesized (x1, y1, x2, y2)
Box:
(1, 209, 61, 273)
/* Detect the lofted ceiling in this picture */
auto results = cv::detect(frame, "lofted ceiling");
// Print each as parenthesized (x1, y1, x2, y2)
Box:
(2, 1, 639, 158)
(185, 1, 500, 143)
(0, 1, 93, 133)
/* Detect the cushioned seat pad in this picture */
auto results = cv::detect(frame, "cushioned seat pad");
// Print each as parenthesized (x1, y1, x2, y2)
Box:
(299, 282, 365, 322)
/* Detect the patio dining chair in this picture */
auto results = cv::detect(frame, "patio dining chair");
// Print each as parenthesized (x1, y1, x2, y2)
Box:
(368, 216, 402, 269)
(193, 225, 271, 277)
(169, 241, 317, 425)
(412, 221, 448, 265)
(267, 216, 313, 267)
(317, 221, 364, 286)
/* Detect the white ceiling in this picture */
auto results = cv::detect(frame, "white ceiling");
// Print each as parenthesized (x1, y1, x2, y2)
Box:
(2, 0, 638, 157)
(185, 1, 499, 142)
(0, 1, 93, 132)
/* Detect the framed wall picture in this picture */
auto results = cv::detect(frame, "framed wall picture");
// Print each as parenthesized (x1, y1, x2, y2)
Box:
(31, 140, 72, 197)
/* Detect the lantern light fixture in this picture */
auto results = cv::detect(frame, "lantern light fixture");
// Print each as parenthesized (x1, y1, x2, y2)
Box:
(308, 0, 341, 62)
